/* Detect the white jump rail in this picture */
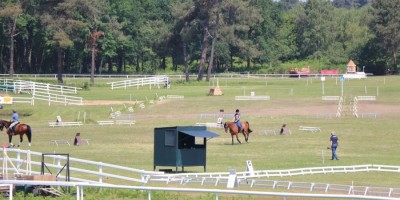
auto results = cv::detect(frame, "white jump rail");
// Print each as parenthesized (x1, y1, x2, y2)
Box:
(298, 126, 321, 132)
(115, 120, 136, 125)
(195, 123, 224, 128)
(357, 96, 376, 101)
(97, 121, 115, 125)
(167, 95, 184, 99)
(48, 122, 83, 127)
(235, 96, 270, 100)
(322, 96, 340, 101)
(257, 129, 292, 135)
(11, 97, 34, 105)
(50, 140, 70, 146)
(50, 139, 90, 146)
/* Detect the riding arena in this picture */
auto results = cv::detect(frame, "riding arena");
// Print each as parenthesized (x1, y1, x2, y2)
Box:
(0, 75, 400, 199)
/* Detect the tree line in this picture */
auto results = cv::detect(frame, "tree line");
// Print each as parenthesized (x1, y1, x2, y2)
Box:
(0, 0, 399, 83)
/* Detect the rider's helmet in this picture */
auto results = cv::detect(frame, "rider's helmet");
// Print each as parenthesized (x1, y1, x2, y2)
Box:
(236, 109, 239, 112)
(12, 109, 16, 113)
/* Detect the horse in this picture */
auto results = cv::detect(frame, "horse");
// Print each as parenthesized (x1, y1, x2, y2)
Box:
(224, 121, 252, 145)
(0, 120, 32, 147)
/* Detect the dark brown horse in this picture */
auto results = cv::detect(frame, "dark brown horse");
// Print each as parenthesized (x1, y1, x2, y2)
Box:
(0, 120, 32, 147)
(224, 121, 252, 145)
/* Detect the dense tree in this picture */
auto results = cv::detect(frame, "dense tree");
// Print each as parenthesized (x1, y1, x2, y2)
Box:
(0, 0, 398, 79)
(0, 2, 23, 77)
(369, 0, 400, 72)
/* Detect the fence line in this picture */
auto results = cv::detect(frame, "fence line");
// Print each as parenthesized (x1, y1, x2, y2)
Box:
(107, 76, 168, 90)
(32, 91, 83, 106)
(0, 180, 396, 200)
(1, 149, 400, 199)
(1, 149, 162, 185)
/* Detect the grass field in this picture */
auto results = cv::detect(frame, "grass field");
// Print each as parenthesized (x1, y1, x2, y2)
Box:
(2, 75, 400, 199)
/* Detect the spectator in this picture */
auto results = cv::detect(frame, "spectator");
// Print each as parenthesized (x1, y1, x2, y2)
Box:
(330, 131, 339, 160)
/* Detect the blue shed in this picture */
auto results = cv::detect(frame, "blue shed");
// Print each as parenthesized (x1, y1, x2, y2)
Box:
(153, 126, 219, 172)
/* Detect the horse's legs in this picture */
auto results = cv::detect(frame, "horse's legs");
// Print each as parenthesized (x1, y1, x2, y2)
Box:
(235, 133, 242, 144)
(18, 135, 23, 147)
(243, 131, 248, 142)
(231, 135, 234, 145)
(8, 131, 14, 147)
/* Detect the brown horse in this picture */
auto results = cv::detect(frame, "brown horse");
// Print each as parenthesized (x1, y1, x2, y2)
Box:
(0, 120, 32, 147)
(224, 121, 252, 145)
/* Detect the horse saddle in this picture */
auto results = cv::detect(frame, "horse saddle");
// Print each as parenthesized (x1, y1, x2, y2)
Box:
(11, 122, 20, 132)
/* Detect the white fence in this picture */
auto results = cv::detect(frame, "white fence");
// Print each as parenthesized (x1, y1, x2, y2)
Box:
(33, 91, 83, 106)
(0, 79, 84, 106)
(1, 149, 400, 199)
(0, 79, 81, 95)
(0, 180, 395, 200)
(13, 80, 81, 95)
(107, 76, 168, 90)
(0, 149, 162, 185)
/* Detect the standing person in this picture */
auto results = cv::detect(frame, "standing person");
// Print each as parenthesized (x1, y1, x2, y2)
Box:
(280, 124, 287, 135)
(330, 131, 339, 160)
(9, 109, 19, 135)
(234, 109, 243, 133)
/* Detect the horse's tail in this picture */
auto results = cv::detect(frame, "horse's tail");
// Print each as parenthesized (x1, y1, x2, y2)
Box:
(26, 125, 32, 143)
(246, 121, 253, 133)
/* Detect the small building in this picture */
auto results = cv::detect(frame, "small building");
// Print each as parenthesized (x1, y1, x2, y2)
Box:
(346, 60, 357, 73)
(344, 59, 366, 79)
(153, 126, 219, 172)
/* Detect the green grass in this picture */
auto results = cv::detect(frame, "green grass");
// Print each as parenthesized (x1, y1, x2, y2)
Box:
(3, 76, 400, 199)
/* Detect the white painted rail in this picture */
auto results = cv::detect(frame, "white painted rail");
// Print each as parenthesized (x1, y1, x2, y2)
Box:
(235, 96, 270, 100)
(48, 121, 83, 127)
(322, 96, 340, 100)
(97, 120, 115, 125)
(299, 126, 321, 132)
(107, 76, 168, 90)
(1, 149, 400, 199)
(115, 120, 136, 125)
(357, 96, 376, 101)
(195, 122, 224, 128)
(167, 95, 184, 99)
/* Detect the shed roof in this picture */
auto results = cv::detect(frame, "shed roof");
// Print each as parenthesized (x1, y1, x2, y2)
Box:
(179, 130, 220, 138)
(347, 60, 356, 67)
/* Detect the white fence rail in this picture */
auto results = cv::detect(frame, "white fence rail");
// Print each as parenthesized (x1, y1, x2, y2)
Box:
(107, 76, 168, 90)
(11, 97, 34, 105)
(0, 180, 395, 200)
(33, 91, 83, 106)
(1, 149, 400, 199)
(235, 96, 270, 100)
(357, 96, 376, 101)
(0, 149, 162, 185)
(13, 80, 81, 95)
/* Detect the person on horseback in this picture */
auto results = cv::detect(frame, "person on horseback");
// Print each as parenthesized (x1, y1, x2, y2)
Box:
(234, 109, 243, 133)
(10, 109, 19, 136)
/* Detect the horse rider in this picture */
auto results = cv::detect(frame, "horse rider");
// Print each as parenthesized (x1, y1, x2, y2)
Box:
(234, 109, 243, 133)
(10, 109, 19, 135)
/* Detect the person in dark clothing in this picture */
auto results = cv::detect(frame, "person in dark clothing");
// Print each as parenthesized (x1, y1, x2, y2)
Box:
(280, 124, 287, 135)
(330, 131, 339, 160)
